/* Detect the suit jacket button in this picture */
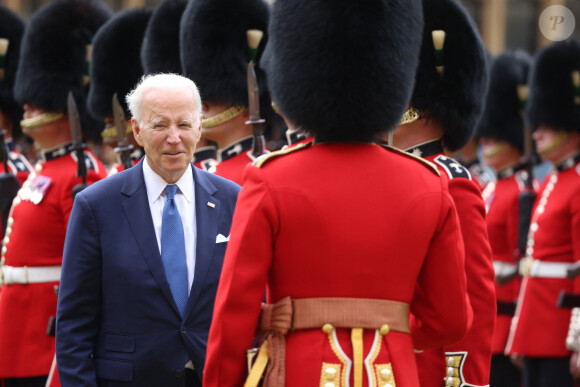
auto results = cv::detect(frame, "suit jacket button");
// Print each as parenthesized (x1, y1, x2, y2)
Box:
(175, 370, 184, 378)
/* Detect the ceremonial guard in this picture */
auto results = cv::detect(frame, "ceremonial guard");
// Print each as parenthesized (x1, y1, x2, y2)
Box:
(180, 0, 272, 184)
(203, 0, 471, 386)
(505, 40, 580, 387)
(0, 5, 31, 239)
(0, 1, 110, 385)
(388, 0, 495, 386)
(87, 8, 151, 175)
(476, 51, 533, 387)
(455, 137, 495, 192)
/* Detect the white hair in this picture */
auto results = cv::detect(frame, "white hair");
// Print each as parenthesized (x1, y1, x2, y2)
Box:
(125, 73, 202, 124)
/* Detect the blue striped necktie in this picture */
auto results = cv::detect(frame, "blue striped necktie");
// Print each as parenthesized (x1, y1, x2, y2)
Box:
(161, 184, 188, 317)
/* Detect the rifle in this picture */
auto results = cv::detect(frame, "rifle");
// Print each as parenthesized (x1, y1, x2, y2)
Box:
(0, 125, 21, 236)
(495, 84, 536, 285)
(67, 92, 88, 199)
(567, 261, 580, 280)
(245, 29, 267, 158)
(558, 290, 580, 309)
(112, 93, 134, 170)
(517, 83, 536, 263)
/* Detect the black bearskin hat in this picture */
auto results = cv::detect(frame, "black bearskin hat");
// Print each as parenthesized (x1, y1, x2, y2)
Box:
(13, 0, 111, 142)
(526, 40, 580, 133)
(141, 0, 186, 75)
(0, 6, 24, 139)
(476, 51, 532, 152)
(180, 0, 270, 114)
(262, 0, 423, 142)
(410, 0, 488, 151)
(88, 8, 151, 121)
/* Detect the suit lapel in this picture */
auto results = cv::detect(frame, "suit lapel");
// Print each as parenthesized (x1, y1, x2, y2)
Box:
(185, 166, 220, 316)
(121, 160, 180, 316)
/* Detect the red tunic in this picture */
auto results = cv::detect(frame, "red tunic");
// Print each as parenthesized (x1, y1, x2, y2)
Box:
(193, 145, 218, 172)
(0, 149, 33, 185)
(203, 142, 470, 387)
(507, 157, 580, 357)
(483, 169, 526, 354)
(409, 140, 495, 387)
(0, 144, 107, 378)
(1, 147, 33, 239)
(213, 136, 256, 185)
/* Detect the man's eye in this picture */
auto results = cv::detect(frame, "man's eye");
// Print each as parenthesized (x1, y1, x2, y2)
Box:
(154, 124, 166, 129)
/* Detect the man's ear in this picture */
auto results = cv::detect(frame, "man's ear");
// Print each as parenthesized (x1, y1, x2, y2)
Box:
(132, 118, 144, 146)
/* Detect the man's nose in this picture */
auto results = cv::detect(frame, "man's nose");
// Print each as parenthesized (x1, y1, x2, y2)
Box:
(167, 125, 181, 143)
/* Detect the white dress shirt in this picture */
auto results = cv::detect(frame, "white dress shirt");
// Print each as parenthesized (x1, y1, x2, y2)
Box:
(142, 156, 197, 294)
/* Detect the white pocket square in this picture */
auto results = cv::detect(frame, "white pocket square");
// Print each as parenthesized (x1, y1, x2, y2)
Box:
(216, 233, 230, 243)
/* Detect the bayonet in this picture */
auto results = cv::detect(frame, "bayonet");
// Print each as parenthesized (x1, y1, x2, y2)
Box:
(246, 29, 266, 158)
(516, 84, 536, 267)
(112, 93, 134, 170)
(67, 91, 88, 198)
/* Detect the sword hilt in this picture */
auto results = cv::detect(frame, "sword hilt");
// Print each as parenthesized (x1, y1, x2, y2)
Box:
(247, 119, 266, 158)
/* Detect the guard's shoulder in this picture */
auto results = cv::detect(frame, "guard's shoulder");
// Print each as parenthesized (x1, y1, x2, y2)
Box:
(253, 141, 312, 168)
(8, 152, 33, 173)
(433, 155, 472, 180)
(70, 150, 100, 172)
(381, 144, 440, 176)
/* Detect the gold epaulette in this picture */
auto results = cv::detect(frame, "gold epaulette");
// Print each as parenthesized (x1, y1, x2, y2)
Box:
(380, 144, 440, 176)
(253, 141, 312, 168)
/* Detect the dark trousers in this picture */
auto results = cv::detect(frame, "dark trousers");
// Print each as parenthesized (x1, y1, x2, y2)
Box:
(490, 354, 522, 387)
(3, 376, 48, 387)
(522, 356, 573, 387)
(185, 369, 202, 387)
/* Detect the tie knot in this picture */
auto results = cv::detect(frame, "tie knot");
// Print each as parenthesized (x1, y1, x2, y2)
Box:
(165, 184, 179, 200)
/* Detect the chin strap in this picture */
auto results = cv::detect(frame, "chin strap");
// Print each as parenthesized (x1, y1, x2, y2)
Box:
(202, 105, 246, 129)
(20, 112, 64, 129)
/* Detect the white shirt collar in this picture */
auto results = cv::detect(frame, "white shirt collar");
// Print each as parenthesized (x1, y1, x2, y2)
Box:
(142, 156, 194, 205)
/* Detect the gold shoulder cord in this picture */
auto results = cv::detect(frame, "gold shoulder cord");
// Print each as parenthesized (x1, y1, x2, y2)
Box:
(244, 341, 269, 387)
(253, 141, 312, 168)
(202, 105, 246, 129)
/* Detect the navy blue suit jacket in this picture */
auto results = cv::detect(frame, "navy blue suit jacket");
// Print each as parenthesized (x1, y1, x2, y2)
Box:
(56, 160, 240, 386)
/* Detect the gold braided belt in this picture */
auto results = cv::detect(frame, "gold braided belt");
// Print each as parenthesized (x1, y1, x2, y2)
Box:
(245, 296, 410, 387)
